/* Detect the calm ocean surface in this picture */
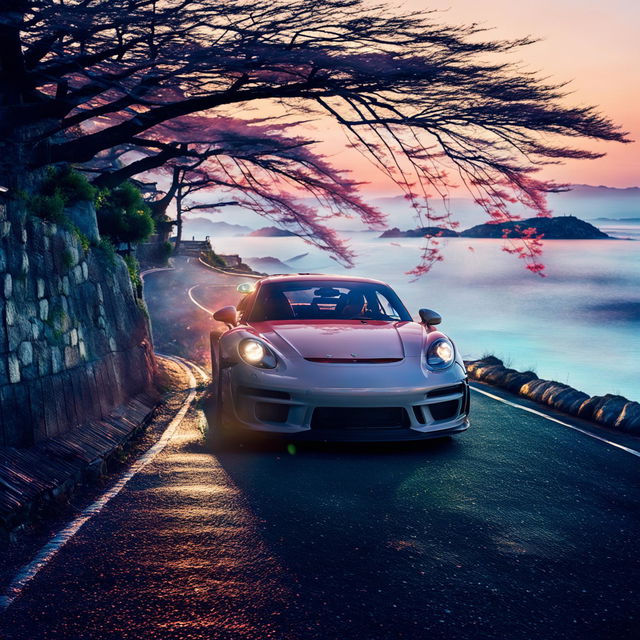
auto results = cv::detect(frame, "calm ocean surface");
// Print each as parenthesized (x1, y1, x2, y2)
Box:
(202, 229, 639, 401)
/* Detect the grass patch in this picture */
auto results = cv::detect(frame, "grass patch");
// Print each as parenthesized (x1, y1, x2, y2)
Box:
(124, 254, 142, 290)
(200, 248, 226, 268)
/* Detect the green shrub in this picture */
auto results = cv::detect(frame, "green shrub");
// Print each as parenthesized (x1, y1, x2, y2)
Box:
(28, 193, 65, 222)
(26, 165, 96, 222)
(75, 228, 90, 253)
(94, 188, 110, 209)
(136, 297, 150, 318)
(41, 165, 97, 204)
(62, 248, 74, 269)
(96, 182, 155, 246)
(59, 219, 91, 253)
(160, 241, 173, 264)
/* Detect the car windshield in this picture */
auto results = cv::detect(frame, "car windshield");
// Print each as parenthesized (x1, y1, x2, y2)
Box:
(247, 280, 412, 322)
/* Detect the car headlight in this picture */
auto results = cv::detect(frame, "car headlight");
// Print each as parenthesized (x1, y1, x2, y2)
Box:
(238, 338, 277, 369)
(426, 337, 455, 369)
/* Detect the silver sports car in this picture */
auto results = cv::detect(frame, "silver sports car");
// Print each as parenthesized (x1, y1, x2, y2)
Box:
(209, 274, 470, 442)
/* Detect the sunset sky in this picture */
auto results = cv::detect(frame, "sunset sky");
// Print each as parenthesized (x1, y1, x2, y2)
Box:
(312, 0, 639, 193)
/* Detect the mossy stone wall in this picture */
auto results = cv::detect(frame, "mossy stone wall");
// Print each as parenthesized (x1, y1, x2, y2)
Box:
(0, 198, 155, 446)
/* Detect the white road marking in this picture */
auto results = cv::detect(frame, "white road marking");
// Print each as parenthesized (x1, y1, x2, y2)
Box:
(140, 266, 174, 279)
(471, 385, 640, 459)
(0, 356, 199, 612)
(187, 284, 215, 315)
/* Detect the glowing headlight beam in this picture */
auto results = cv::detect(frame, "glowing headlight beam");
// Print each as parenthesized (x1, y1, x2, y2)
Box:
(240, 339, 266, 364)
(238, 339, 277, 369)
(426, 338, 455, 369)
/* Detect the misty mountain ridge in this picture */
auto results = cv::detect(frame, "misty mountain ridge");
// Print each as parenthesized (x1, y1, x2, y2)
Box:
(181, 184, 639, 236)
(181, 217, 252, 236)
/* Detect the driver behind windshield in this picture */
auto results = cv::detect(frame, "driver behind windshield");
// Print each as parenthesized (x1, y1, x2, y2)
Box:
(340, 290, 366, 318)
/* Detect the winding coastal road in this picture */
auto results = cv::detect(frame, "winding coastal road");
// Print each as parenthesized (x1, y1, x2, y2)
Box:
(1, 257, 638, 639)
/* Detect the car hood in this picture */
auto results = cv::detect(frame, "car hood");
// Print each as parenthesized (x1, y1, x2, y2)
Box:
(252, 320, 425, 360)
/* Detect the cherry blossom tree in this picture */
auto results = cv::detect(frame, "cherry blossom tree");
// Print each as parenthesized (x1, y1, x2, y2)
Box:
(104, 115, 386, 261)
(0, 0, 629, 272)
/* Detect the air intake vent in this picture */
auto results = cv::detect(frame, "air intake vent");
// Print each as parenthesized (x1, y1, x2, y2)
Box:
(238, 386, 290, 400)
(428, 400, 460, 422)
(255, 402, 289, 423)
(426, 384, 464, 398)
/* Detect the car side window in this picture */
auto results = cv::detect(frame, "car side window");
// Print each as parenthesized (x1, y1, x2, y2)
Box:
(375, 291, 402, 320)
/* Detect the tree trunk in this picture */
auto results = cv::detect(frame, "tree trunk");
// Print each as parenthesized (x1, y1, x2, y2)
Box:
(0, 2, 27, 107)
(0, 2, 29, 189)
(149, 165, 180, 221)
(174, 187, 183, 253)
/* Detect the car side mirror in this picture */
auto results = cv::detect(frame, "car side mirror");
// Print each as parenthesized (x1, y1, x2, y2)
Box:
(213, 305, 238, 327)
(419, 308, 442, 325)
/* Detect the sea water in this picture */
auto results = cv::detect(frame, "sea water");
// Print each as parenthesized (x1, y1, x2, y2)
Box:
(204, 230, 639, 401)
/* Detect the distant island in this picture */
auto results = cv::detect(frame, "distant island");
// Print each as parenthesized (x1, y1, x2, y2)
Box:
(593, 217, 640, 223)
(380, 226, 459, 238)
(379, 215, 611, 240)
(460, 216, 610, 239)
(248, 226, 297, 237)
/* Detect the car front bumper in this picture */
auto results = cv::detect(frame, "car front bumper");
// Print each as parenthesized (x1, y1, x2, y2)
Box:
(221, 358, 470, 441)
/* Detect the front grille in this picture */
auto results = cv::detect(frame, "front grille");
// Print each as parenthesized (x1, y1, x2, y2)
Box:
(311, 407, 410, 430)
(428, 399, 460, 422)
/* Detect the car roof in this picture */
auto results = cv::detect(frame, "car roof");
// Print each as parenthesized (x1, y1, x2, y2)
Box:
(257, 273, 388, 286)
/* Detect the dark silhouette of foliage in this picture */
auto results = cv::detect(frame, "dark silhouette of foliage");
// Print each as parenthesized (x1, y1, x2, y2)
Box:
(39, 165, 97, 205)
(24, 165, 95, 222)
(96, 182, 154, 248)
(0, 0, 629, 272)
(26, 192, 65, 223)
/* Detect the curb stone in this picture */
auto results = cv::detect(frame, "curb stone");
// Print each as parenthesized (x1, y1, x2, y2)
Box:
(466, 356, 640, 434)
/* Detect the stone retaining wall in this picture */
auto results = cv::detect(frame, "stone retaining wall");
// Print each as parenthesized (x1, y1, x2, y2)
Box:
(0, 198, 155, 446)
(466, 356, 640, 433)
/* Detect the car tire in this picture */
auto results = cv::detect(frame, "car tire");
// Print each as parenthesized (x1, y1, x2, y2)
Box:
(206, 332, 228, 451)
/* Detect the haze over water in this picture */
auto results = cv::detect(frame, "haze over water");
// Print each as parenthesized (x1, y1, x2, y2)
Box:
(202, 229, 640, 402)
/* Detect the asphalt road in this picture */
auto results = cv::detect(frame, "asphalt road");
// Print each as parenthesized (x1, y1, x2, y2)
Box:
(1, 258, 638, 640)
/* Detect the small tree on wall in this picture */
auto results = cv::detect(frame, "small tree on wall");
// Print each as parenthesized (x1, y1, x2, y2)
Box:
(96, 183, 155, 253)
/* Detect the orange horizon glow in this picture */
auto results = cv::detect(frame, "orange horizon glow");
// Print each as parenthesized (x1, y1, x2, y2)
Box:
(272, 0, 639, 193)
(402, 0, 639, 189)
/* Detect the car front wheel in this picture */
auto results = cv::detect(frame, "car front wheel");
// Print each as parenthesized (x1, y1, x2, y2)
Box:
(206, 332, 227, 450)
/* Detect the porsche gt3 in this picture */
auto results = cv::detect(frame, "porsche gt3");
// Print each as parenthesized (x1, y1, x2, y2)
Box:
(209, 274, 469, 442)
